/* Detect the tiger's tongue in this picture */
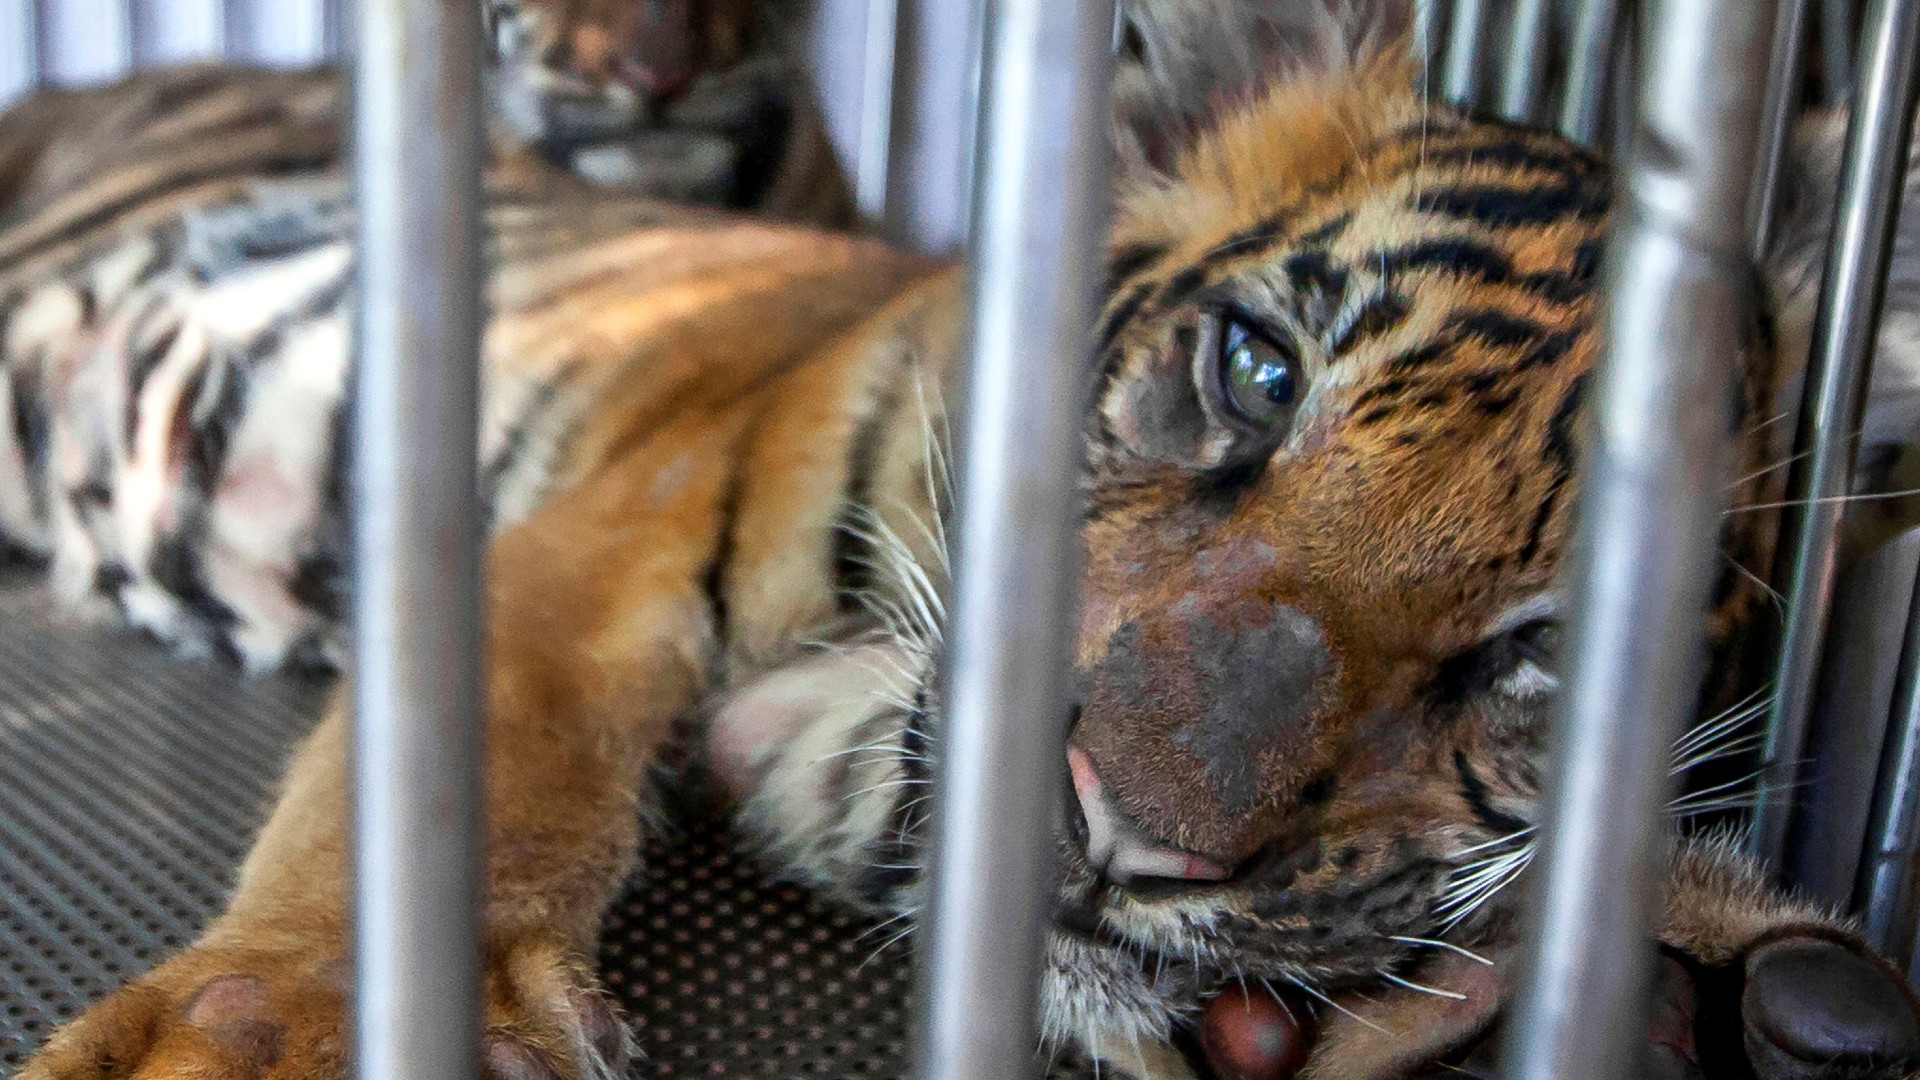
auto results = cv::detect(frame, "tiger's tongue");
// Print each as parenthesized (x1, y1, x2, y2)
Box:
(1195, 985, 1316, 1080)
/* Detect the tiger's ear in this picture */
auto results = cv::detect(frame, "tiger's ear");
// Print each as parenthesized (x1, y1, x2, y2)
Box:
(1112, 0, 1414, 172)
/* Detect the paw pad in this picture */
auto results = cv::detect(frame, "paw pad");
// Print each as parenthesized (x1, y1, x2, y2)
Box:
(1744, 936, 1920, 1075)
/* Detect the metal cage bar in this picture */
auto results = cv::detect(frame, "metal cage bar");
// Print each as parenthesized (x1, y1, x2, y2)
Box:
(908, 0, 1114, 1076)
(348, 1, 489, 1079)
(1858, 547, 1920, 968)
(1497, 0, 1553, 124)
(1413, 0, 1446, 77)
(852, 0, 900, 222)
(1558, 0, 1625, 146)
(876, 0, 981, 253)
(1749, 0, 1814, 260)
(1503, 3, 1780, 1077)
(1441, 0, 1489, 108)
(1754, 0, 1920, 869)
(1822, 0, 1857, 106)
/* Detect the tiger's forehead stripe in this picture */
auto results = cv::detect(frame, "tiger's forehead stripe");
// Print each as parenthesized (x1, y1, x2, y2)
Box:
(1096, 114, 1608, 334)
(1093, 111, 1612, 419)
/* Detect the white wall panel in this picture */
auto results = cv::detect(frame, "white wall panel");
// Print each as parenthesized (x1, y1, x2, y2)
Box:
(0, 0, 36, 107)
(130, 0, 221, 66)
(224, 0, 326, 66)
(38, 0, 133, 85)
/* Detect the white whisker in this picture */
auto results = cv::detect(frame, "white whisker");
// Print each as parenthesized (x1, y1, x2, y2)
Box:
(1379, 970, 1467, 1001)
(1389, 935, 1494, 966)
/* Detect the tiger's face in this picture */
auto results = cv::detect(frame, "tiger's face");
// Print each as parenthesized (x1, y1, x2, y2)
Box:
(1012, 59, 1610, 1053)
(717, 5, 1849, 1075)
(956, 35, 1814, 1068)
(484, 0, 769, 154)
(725, 39, 1789, 1075)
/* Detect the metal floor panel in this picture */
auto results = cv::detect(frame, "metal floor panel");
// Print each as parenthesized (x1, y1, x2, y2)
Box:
(0, 567, 940, 1077)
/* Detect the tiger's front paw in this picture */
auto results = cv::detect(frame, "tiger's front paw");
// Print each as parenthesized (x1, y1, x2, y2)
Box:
(20, 931, 632, 1080)
(1431, 930, 1920, 1080)
(1655, 929, 1920, 1080)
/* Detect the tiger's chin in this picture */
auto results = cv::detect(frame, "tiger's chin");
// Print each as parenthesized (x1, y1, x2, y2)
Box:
(1040, 930, 1203, 1080)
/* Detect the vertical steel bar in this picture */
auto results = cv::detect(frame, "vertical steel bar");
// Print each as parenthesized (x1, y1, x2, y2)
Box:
(908, 0, 1113, 1076)
(1497, 0, 1554, 124)
(1442, 0, 1488, 107)
(854, 0, 901, 223)
(1856, 548, 1920, 966)
(1821, 0, 1857, 106)
(349, 1, 487, 1080)
(1558, 0, 1624, 146)
(1413, 0, 1446, 77)
(1752, 0, 1920, 869)
(323, 0, 350, 60)
(1749, 0, 1813, 259)
(1502, 3, 1779, 1078)
(880, 0, 982, 253)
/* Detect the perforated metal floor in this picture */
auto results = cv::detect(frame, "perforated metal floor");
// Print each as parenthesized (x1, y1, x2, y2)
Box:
(0, 566, 946, 1078)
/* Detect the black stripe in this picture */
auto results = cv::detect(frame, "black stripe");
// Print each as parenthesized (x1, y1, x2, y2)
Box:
(149, 530, 240, 661)
(1454, 749, 1532, 836)
(1419, 138, 1593, 180)
(1199, 211, 1294, 268)
(1284, 250, 1347, 296)
(1094, 280, 1154, 357)
(1513, 328, 1582, 372)
(1159, 262, 1213, 310)
(1296, 212, 1354, 250)
(832, 359, 910, 611)
(124, 315, 182, 450)
(1450, 309, 1552, 349)
(1105, 242, 1166, 294)
(288, 400, 349, 629)
(1384, 339, 1455, 374)
(479, 367, 575, 517)
(700, 446, 747, 656)
(1378, 238, 1597, 305)
(1517, 373, 1588, 565)
(1330, 289, 1412, 356)
(8, 348, 51, 527)
(1418, 179, 1608, 228)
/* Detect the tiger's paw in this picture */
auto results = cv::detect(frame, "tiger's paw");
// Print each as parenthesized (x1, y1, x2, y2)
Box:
(20, 932, 632, 1080)
(1429, 928, 1920, 1079)
(1648, 929, 1920, 1080)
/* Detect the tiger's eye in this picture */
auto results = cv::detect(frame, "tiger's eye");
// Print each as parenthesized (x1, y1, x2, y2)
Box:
(1513, 620, 1562, 666)
(1220, 318, 1301, 429)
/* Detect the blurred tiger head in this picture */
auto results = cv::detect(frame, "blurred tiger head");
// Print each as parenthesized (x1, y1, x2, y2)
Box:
(484, 0, 794, 159)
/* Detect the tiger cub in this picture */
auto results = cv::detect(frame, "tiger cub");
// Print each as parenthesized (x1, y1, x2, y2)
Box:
(0, 0, 847, 283)
(0, 0, 848, 668)
(15, 2, 1920, 1080)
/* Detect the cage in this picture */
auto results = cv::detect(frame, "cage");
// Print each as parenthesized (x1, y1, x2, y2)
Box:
(2, 1, 1919, 1079)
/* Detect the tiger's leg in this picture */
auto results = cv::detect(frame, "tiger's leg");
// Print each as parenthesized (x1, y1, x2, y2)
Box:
(20, 409, 746, 1080)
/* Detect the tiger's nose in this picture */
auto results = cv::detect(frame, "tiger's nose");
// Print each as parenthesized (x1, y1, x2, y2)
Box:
(1069, 747, 1231, 889)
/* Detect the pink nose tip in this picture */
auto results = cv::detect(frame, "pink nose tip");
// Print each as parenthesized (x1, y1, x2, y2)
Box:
(1068, 747, 1232, 887)
(615, 60, 695, 102)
